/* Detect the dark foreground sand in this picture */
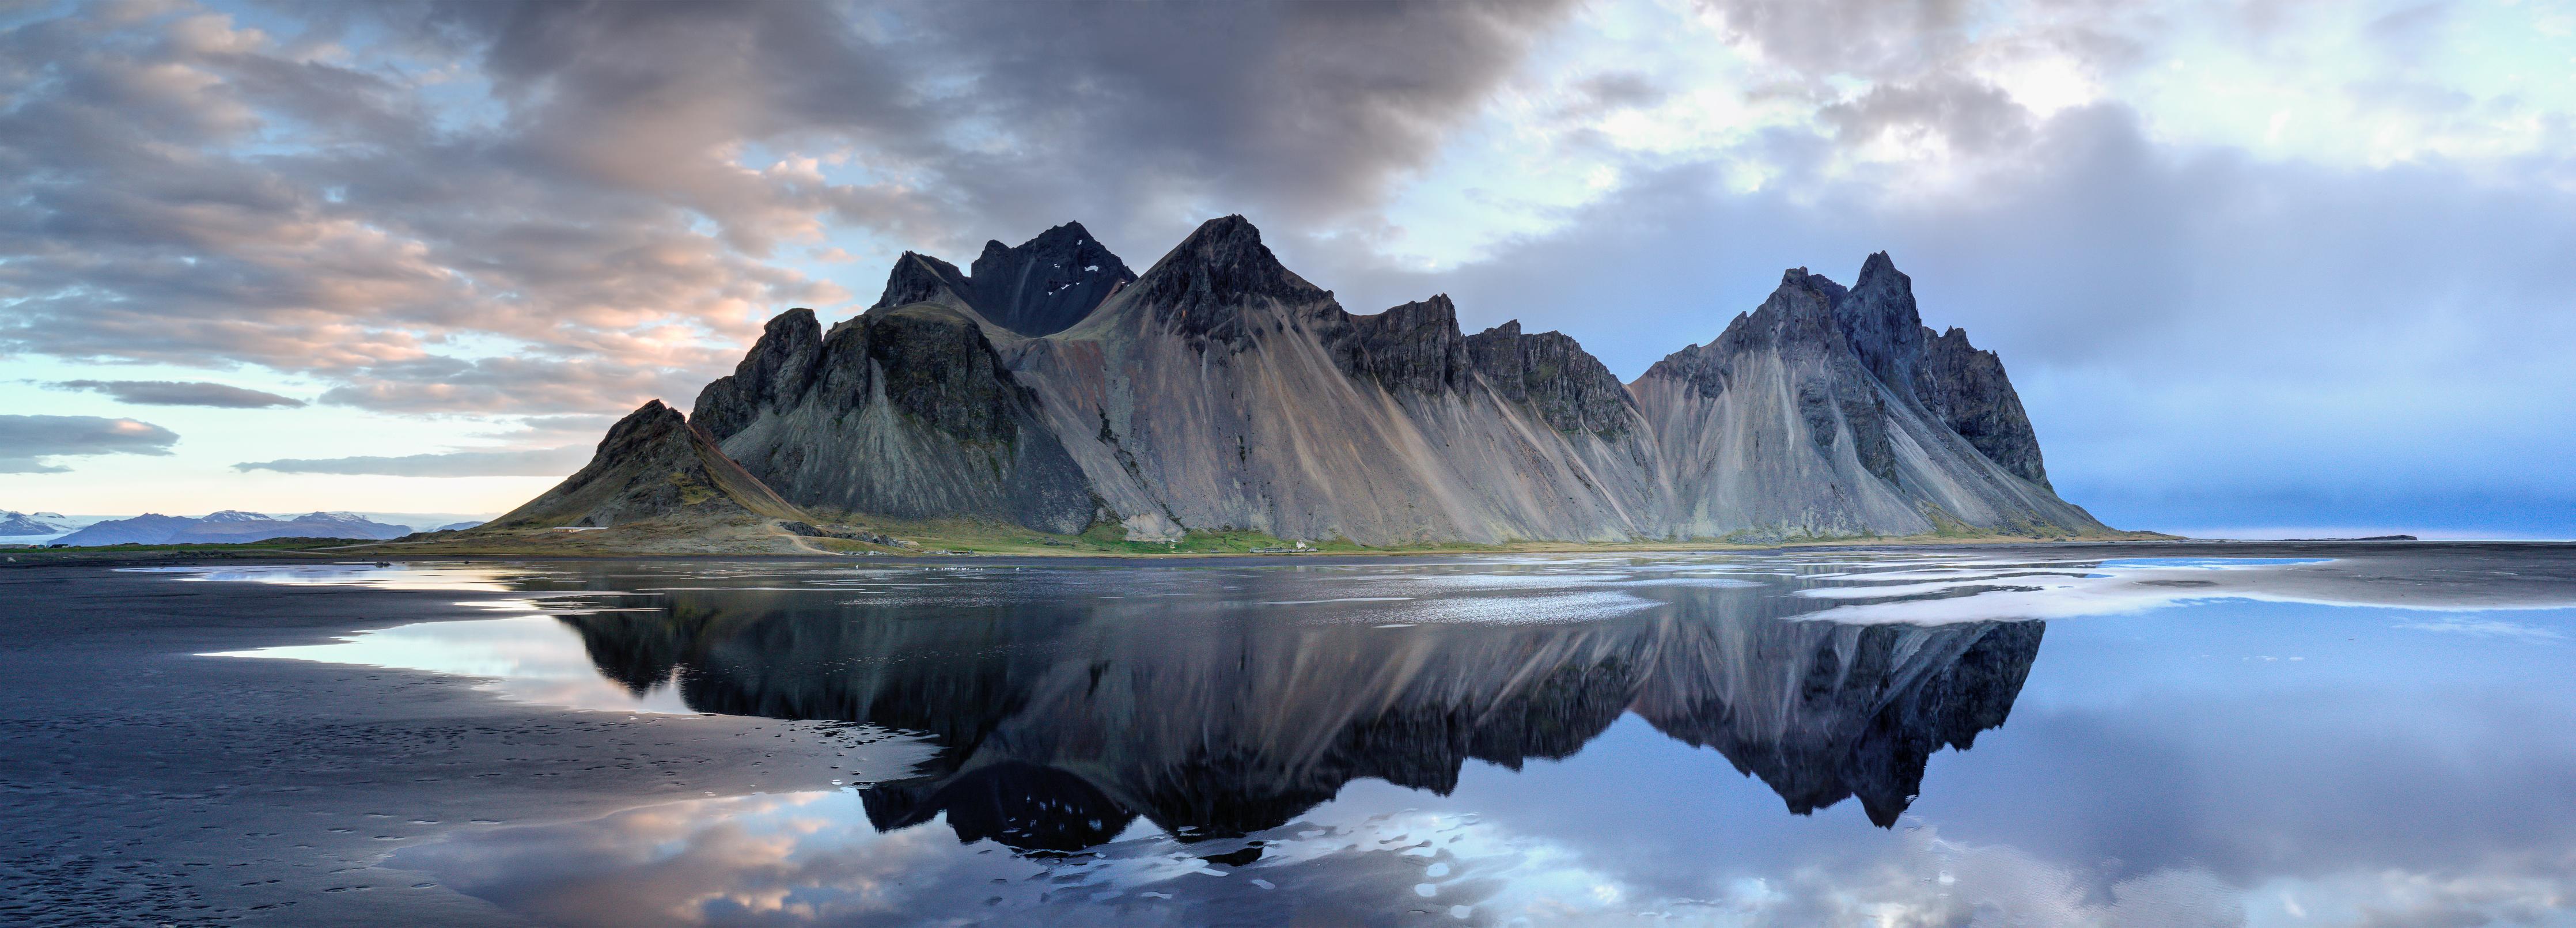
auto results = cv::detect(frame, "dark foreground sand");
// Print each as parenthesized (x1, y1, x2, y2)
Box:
(0, 565, 850, 927)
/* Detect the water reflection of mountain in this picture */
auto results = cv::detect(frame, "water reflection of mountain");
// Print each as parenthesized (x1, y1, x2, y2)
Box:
(558, 586, 2039, 850)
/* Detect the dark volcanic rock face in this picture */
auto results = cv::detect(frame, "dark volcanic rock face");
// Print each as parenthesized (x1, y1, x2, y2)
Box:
(688, 305, 1096, 533)
(1327, 296, 1469, 395)
(1321, 296, 1637, 438)
(1830, 252, 1926, 391)
(867, 222, 1134, 338)
(1465, 321, 1639, 437)
(1915, 326, 2051, 488)
(869, 252, 976, 313)
(865, 309, 1022, 442)
(692, 309, 824, 444)
(1126, 215, 1330, 348)
(964, 221, 1136, 337)
(1643, 268, 1856, 399)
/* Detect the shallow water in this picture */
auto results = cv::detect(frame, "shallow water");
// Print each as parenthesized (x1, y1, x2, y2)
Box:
(190, 549, 2576, 926)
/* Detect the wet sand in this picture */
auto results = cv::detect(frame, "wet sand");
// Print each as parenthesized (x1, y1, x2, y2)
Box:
(5, 541, 2569, 925)
(0, 565, 850, 927)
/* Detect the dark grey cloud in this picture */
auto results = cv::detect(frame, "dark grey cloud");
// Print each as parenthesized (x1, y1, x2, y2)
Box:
(0, 0, 1573, 418)
(0, 2, 843, 412)
(52, 379, 305, 408)
(890, 0, 1581, 244)
(235, 445, 588, 477)
(0, 414, 180, 473)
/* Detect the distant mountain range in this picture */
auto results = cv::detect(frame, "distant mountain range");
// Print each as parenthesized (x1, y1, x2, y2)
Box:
(51, 510, 413, 546)
(0, 510, 74, 537)
(484, 216, 2113, 546)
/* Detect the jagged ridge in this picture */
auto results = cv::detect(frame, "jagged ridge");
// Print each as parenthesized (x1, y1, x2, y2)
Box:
(521, 214, 2109, 544)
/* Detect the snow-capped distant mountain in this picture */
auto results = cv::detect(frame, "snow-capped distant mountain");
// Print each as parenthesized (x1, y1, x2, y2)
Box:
(51, 511, 412, 547)
(0, 510, 75, 536)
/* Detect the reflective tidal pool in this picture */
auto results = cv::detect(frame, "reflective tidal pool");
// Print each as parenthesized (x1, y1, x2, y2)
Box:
(183, 548, 2576, 926)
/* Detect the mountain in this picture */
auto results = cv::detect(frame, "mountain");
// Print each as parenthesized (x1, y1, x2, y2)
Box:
(1010, 216, 1672, 543)
(1630, 259, 2097, 537)
(524, 215, 2112, 546)
(0, 510, 73, 536)
(52, 510, 411, 546)
(482, 400, 805, 531)
(688, 305, 1097, 534)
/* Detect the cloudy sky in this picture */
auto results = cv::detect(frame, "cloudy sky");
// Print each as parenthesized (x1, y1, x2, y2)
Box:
(2, 0, 2570, 537)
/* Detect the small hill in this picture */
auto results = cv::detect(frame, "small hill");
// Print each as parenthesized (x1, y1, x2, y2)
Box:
(483, 400, 804, 531)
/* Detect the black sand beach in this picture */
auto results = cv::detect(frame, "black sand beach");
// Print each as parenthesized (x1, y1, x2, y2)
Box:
(9, 541, 2574, 926)
(0, 565, 848, 927)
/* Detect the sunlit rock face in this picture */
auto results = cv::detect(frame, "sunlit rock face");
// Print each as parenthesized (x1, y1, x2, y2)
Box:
(586, 214, 2107, 543)
(556, 589, 2041, 852)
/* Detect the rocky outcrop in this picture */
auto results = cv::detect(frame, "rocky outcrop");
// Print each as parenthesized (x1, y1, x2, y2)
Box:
(1916, 326, 2050, 487)
(689, 304, 1096, 533)
(867, 252, 976, 316)
(963, 221, 1137, 337)
(485, 400, 803, 530)
(866, 222, 1135, 338)
(1465, 320, 1640, 439)
(515, 214, 2108, 544)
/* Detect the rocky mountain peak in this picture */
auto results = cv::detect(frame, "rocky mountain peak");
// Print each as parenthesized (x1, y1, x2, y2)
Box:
(1855, 251, 1901, 286)
(871, 252, 974, 312)
(588, 400, 697, 464)
(965, 221, 1137, 337)
(1126, 215, 1327, 345)
(1831, 251, 1925, 390)
(867, 225, 1134, 338)
(691, 309, 824, 443)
